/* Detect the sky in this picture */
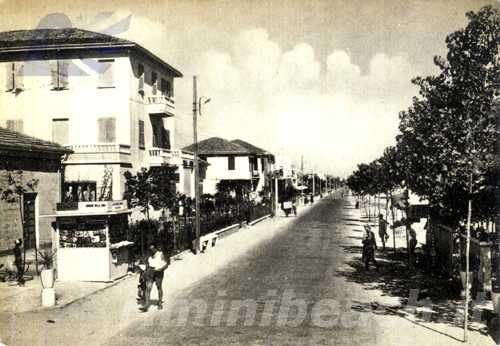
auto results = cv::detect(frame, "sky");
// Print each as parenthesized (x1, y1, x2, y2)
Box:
(0, 0, 497, 176)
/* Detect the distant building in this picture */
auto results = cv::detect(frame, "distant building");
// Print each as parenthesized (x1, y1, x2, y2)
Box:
(0, 28, 196, 202)
(0, 127, 70, 265)
(183, 137, 274, 196)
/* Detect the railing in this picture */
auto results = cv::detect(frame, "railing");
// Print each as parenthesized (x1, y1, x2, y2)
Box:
(65, 144, 131, 155)
(127, 202, 273, 256)
(148, 147, 172, 157)
(146, 95, 175, 105)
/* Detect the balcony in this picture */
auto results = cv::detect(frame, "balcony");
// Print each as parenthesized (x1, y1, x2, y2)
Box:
(65, 144, 131, 154)
(145, 95, 175, 117)
(147, 147, 185, 166)
(64, 144, 131, 165)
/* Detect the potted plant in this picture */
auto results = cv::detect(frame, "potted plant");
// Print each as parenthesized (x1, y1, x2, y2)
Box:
(38, 248, 56, 288)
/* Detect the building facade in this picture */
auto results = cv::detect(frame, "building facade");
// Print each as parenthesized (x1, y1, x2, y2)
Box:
(0, 28, 196, 204)
(0, 127, 70, 266)
(183, 137, 274, 196)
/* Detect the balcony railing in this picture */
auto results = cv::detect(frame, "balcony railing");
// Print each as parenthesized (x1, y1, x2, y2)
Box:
(148, 147, 171, 157)
(65, 144, 131, 155)
(146, 95, 175, 116)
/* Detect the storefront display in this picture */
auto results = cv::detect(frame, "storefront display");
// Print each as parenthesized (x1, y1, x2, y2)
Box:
(53, 201, 133, 282)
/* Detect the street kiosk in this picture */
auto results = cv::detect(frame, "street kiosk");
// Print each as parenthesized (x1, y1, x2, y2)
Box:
(54, 200, 133, 282)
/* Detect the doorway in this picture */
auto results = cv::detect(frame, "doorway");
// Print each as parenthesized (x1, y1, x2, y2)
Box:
(23, 193, 37, 249)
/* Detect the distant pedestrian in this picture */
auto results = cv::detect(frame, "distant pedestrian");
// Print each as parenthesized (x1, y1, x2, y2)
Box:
(409, 228, 417, 267)
(355, 200, 359, 209)
(378, 214, 390, 250)
(362, 226, 379, 271)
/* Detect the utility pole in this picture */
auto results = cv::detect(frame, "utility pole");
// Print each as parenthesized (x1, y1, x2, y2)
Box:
(274, 173, 279, 217)
(193, 76, 200, 254)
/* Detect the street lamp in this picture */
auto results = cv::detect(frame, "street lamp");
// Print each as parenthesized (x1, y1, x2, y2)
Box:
(192, 76, 210, 254)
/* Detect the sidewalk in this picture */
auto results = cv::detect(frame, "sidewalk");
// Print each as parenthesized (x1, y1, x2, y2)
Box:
(343, 194, 497, 345)
(0, 192, 333, 346)
(0, 192, 331, 315)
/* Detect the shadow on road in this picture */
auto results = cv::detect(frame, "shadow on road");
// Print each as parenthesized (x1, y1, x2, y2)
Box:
(337, 246, 494, 342)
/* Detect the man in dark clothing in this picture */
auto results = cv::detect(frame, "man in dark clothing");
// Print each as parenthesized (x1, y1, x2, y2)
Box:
(13, 239, 25, 286)
(378, 214, 390, 250)
(362, 227, 379, 271)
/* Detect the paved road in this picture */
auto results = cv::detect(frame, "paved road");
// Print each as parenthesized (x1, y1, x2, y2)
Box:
(106, 196, 379, 345)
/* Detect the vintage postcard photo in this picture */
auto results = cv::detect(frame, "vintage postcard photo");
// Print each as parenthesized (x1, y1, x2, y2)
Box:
(0, 0, 498, 345)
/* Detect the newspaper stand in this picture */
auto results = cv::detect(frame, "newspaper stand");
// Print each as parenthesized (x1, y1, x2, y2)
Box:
(54, 200, 133, 282)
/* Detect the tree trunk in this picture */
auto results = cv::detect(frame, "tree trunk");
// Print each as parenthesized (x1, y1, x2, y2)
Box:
(389, 191, 396, 252)
(492, 202, 500, 293)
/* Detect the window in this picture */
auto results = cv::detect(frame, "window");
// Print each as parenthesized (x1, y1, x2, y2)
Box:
(138, 64, 144, 94)
(162, 128, 170, 149)
(249, 156, 258, 171)
(261, 158, 266, 172)
(160, 78, 171, 97)
(97, 59, 114, 88)
(151, 71, 158, 95)
(6, 119, 23, 133)
(228, 156, 235, 170)
(5, 62, 24, 91)
(138, 120, 145, 149)
(97, 117, 116, 143)
(51, 60, 69, 90)
(52, 118, 69, 144)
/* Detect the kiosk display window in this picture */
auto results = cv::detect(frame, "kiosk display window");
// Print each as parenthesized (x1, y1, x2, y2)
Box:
(59, 218, 107, 248)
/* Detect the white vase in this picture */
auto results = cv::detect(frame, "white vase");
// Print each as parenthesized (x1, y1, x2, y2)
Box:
(40, 269, 55, 289)
(492, 291, 500, 315)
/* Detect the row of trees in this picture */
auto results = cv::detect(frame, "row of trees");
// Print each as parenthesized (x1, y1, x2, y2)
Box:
(347, 6, 499, 288)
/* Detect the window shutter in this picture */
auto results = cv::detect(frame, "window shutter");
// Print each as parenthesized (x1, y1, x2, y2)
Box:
(106, 118, 116, 143)
(14, 62, 24, 90)
(50, 61, 59, 89)
(151, 72, 157, 95)
(52, 119, 69, 144)
(151, 124, 158, 147)
(138, 120, 145, 148)
(138, 64, 144, 94)
(6, 119, 23, 133)
(162, 128, 170, 149)
(60, 61, 69, 89)
(5, 63, 14, 91)
(98, 118, 106, 142)
(228, 156, 235, 170)
(97, 60, 114, 88)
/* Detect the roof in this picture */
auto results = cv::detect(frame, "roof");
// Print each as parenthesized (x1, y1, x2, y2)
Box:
(230, 139, 272, 156)
(0, 127, 72, 155)
(0, 28, 183, 77)
(182, 137, 251, 156)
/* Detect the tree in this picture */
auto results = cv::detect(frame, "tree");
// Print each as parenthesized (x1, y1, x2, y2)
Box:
(0, 170, 39, 274)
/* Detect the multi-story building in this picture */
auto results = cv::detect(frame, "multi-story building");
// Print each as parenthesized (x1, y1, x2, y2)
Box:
(0, 28, 196, 202)
(182, 137, 274, 196)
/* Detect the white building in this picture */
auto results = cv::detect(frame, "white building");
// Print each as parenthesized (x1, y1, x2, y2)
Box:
(0, 28, 197, 201)
(183, 137, 274, 196)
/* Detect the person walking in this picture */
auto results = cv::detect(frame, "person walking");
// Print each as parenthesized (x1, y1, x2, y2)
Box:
(378, 214, 390, 250)
(409, 228, 418, 268)
(140, 243, 169, 312)
(362, 226, 379, 271)
(13, 239, 25, 286)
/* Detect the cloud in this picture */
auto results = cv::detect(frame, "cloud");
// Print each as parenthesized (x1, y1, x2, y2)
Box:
(172, 28, 419, 176)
